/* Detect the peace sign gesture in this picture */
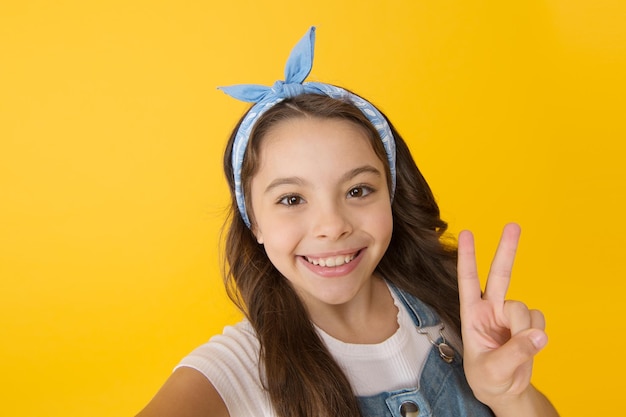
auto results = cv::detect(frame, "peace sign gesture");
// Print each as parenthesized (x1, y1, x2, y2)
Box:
(458, 223, 558, 416)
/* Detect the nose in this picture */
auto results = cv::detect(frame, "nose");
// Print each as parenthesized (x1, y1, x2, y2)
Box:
(311, 200, 353, 241)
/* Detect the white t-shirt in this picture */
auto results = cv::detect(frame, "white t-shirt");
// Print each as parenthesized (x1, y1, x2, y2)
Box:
(176, 287, 460, 416)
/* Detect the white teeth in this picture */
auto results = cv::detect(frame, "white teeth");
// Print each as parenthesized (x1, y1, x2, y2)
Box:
(305, 253, 356, 267)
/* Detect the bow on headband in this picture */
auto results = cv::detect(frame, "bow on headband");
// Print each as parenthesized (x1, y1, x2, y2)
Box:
(218, 28, 315, 102)
(219, 26, 397, 228)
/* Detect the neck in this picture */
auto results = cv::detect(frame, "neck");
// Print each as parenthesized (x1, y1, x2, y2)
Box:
(307, 277, 399, 344)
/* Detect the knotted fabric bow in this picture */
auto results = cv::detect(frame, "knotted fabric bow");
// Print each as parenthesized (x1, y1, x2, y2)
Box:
(219, 26, 396, 228)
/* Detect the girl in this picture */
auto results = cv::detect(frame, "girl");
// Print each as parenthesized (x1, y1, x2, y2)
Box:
(137, 27, 558, 417)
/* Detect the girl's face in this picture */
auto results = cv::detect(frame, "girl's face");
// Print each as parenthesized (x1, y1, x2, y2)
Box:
(249, 116, 393, 316)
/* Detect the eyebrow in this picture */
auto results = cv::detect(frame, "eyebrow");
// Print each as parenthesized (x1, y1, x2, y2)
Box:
(264, 165, 382, 194)
(340, 165, 382, 183)
(264, 177, 306, 194)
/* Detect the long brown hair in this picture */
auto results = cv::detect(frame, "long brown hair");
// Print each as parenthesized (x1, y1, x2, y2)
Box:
(222, 93, 460, 417)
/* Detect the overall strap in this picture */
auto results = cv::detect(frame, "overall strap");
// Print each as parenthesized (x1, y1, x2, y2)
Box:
(387, 282, 441, 328)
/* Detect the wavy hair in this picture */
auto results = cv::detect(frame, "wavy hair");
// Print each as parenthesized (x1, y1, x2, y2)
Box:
(221, 93, 460, 417)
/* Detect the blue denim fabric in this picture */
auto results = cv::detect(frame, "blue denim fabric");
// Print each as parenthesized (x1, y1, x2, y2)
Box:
(357, 285, 494, 417)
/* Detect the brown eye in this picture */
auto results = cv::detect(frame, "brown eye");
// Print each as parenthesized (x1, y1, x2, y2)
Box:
(348, 186, 373, 199)
(279, 195, 304, 206)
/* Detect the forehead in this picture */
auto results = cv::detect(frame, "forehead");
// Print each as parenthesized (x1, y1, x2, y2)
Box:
(257, 117, 384, 173)
(257, 116, 378, 163)
(249, 117, 388, 194)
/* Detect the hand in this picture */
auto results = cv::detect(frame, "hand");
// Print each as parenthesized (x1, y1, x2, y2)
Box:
(457, 223, 548, 410)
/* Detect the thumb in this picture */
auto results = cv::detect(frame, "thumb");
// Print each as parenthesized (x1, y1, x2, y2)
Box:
(491, 329, 548, 373)
(468, 329, 548, 400)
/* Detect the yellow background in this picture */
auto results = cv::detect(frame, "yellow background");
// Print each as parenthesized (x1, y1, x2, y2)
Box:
(1, 1, 624, 416)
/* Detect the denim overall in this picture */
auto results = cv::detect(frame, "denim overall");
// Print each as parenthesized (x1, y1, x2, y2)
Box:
(357, 285, 495, 417)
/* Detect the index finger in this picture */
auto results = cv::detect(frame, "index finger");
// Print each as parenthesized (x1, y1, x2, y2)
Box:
(457, 229, 482, 310)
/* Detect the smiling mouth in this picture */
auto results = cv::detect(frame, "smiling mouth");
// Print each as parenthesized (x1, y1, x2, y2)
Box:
(304, 251, 359, 267)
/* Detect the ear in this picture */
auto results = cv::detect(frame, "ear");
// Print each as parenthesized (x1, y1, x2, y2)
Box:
(252, 225, 264, 244)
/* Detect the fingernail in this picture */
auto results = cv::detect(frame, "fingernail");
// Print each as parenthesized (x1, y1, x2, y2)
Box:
(530, 332, 548, 349)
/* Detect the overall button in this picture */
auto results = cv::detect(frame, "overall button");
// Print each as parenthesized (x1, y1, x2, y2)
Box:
(399, 401, 419, 417)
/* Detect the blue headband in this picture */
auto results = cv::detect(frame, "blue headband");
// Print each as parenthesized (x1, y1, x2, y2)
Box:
(219, 26, 397, 228)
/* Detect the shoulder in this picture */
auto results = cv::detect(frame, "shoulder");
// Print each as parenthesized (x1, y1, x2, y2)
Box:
(177, 320, 261, 381)
(137, 320, 273, 417)
(177, 318, 262, 384)
(176, 320, 274, 416)
(180, 319, 260, 367)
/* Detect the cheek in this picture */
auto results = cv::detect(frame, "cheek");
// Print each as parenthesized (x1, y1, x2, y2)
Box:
(369, 204, 394, 243)
(258, 215, 303, 256)
(370, 213, 393, 252)
(261, 225, 304, 279)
